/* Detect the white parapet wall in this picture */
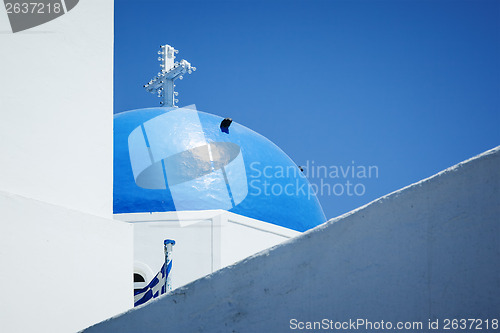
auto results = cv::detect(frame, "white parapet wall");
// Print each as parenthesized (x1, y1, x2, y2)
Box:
(0, 191, 134, 333)
(0, 0, 113, 218)
(83, 146, 500, 332)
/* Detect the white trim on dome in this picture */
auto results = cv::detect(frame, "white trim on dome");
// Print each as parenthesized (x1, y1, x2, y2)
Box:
(114, 210, 300, 238)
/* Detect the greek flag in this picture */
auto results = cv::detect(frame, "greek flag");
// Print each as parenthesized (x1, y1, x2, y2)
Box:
(134, 260, 172, 307)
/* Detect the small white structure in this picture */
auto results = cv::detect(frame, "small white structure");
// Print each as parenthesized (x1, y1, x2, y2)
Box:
(115, 210, 299, 290)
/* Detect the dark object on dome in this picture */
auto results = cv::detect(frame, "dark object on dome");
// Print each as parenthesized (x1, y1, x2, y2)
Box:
(220, 118, 232, 129)
(298, 166, 304, 172)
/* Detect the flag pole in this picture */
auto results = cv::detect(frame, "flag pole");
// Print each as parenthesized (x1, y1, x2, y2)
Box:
(164, 239, 176, 293)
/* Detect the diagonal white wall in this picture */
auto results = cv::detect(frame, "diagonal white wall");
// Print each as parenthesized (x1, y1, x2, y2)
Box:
(0, 0, 113, 218)
(83, 146, 500, 332)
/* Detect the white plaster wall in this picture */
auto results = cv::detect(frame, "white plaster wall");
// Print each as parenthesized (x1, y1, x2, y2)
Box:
(0, 0, 113, 218)
(0, 190, 133, 333)
(220, 214, 300, 268)
(84, 146, 500, 332)
(115, 210, 299, 290)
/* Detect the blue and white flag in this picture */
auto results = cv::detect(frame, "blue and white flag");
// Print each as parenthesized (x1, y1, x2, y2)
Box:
(133, 260, 172, 307)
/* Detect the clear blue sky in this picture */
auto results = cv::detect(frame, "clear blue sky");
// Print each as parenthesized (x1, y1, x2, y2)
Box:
(115, 0, 500, 219)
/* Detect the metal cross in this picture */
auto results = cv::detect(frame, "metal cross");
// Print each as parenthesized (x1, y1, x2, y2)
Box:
(144, 44, 196, 107)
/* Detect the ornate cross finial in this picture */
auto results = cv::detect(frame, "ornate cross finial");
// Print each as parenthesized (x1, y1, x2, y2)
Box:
(144, 44, 196, 107)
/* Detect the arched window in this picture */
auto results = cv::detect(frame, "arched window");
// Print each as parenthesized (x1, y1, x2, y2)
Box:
(134, 273, 145, 283)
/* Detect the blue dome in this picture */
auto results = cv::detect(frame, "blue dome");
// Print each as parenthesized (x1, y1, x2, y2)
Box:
(114, 107, 326, 232)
